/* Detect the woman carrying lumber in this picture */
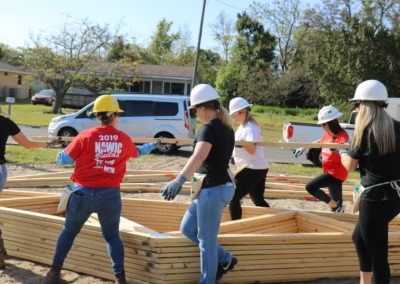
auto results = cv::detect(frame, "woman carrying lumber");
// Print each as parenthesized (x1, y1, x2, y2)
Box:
(228, 97, 270, 220)
(0, 107, 60, 269)
(45, 95, 159, 284)
(160, 84, 237, 283)
(341, 80, 400, 284)
(294, 105, 349, 212)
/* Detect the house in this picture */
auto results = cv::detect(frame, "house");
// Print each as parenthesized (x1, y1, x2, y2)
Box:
(64, 63, 194, 108)
(130, 64, 194, 96)
(0, 61, 31, 99)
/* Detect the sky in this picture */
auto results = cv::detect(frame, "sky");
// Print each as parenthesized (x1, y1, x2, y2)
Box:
(0, 0, 256, 53)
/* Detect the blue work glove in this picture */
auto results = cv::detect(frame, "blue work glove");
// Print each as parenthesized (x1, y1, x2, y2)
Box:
(160, 174, 187, 201)
(294, 147, 305, 158)
(138, 139, 161, 156)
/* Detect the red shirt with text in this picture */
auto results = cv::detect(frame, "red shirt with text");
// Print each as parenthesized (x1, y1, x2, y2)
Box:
(64, 126, 138, 187)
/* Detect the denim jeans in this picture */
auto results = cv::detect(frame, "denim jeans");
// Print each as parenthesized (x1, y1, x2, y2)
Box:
(52, 186, 124, 273)
(180, 182, 235, 284)
(0, 164, 7, 191)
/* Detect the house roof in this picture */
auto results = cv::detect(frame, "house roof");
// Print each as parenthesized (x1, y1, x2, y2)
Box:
(82, 62, 194, 80)
(0, 61, 31, 75)
(136, 64, 193, 79)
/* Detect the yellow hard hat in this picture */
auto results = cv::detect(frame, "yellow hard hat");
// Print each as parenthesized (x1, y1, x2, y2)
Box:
(93, 95, 124, 113)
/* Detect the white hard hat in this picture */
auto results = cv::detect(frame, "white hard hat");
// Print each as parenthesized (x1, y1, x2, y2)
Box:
(189, 84, 220, 109)
(318, 105, 343, 124)
(351, 80, 388, 101)
(229, 97, 252, 115)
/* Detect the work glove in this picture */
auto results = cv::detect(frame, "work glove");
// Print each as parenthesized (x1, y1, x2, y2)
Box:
(294, 147, 305, 158)
(338, 142, 348, 155)
(160, 174, 187, 201)
(154, 138, 161, 148)
(46, 136, 61, 148)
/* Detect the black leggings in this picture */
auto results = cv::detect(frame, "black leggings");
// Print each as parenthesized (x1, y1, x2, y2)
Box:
(229, 168, 269, 220)
(352, 198, 400, 284)
(305, 173, 343, 205)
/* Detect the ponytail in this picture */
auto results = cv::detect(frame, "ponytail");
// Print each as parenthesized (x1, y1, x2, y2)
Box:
(216, 107, 233, 130)
(200, 100, 233, 129)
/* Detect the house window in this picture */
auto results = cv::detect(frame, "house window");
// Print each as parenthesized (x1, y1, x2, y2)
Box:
(171, 83, 184, 95)
(17, 75, 22, 85)
(164, 82, 171, 94)
(132, 81, 151, 93)
(144, 81, 151, 93)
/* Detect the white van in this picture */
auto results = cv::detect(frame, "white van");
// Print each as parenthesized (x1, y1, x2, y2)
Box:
(48, 94, 196, 153)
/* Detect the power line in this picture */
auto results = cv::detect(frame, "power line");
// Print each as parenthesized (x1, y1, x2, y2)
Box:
(214, 0, 244, 11)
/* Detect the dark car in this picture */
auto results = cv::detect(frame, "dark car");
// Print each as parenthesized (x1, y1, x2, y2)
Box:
(31, 89, 56, 106)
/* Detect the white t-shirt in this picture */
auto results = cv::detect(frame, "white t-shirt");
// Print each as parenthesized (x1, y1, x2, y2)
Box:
(233, 121, 269, 169)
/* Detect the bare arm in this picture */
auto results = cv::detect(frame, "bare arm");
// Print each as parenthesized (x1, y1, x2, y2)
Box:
(180, 141, 212, 179)
(341, 153, 359, 172)
(12, 132, 47, 149)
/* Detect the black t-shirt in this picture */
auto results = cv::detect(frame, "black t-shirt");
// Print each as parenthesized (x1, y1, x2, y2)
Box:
(0, 116, 20, 163)
(347, 120, 400, 201)
(193, 118, 235, 189)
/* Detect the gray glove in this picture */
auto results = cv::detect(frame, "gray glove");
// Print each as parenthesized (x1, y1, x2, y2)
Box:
(154, 138, 161, 149)
(160, 174, 187, 201)
(47, 137, 61, 148)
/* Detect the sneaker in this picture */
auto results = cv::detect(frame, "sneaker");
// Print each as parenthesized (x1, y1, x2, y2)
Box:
(114, 271, 126, 284)
(331, 204, 345, 213)
(216, 257, 238, 280)
(45, 265, 62, 284)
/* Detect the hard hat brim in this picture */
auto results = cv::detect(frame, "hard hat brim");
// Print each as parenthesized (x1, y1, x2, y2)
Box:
(317, 112, 343, 124)
(229, 104, 253, 115)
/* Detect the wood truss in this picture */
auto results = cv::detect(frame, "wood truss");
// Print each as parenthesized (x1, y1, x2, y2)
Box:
(1, 187, 400, 283)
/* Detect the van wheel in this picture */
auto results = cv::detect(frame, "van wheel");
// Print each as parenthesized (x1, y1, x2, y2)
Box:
(58, 127, 77, 147)
(306, 148, 322, 167)
(155, 133, 177, 154)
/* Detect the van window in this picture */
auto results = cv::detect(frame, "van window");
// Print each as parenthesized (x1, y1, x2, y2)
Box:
(155, 102, 178, 116)
(123, 101, 154, 117)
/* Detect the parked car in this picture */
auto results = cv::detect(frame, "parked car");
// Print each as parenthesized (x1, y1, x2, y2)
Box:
(281, 98, 400, 166)
(31, 89, 56, 106)
(48, 94, 196, 153)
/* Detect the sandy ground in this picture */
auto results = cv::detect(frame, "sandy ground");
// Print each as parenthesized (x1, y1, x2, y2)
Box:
(0, 152, 398, 284)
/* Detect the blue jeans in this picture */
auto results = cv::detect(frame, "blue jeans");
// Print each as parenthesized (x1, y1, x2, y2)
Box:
(180, 182, 235, 284)
(52, 186, 124, 273)
(0, 164, 7, 191)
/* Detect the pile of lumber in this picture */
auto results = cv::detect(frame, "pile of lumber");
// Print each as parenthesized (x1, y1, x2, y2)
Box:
(1, 192, 400, 283)
(6, 170, 356, 201)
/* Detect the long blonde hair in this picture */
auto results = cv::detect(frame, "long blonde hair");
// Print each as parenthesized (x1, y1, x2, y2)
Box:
(352, 101, 396, 155)
(243, 108, 259, 127)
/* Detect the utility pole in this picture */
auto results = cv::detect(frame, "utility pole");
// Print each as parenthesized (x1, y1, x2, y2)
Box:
(192, 0, 207, 89)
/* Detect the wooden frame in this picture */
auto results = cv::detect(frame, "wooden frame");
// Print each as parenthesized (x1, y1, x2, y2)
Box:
(1, 190, 400, 283)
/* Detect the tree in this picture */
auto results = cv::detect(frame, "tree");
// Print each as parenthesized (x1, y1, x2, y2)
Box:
(210, 12, 235, 61)
(251, 0, 301, 74)
(309, 18, 400, 102)
(147, 19, 180, 64)
(25, 18, 117, 113)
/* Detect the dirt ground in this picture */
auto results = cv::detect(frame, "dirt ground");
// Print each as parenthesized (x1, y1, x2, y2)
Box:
(0, 152, 398, 284)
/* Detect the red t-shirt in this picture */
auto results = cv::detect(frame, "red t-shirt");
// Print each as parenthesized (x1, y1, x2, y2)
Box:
(64, 126, 138, 187)
(320, 130, 349, 181)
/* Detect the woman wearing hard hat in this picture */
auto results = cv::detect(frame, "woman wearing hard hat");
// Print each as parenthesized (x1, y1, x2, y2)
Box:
(341, 80, 400, 284)
(228, 97, 270, 220)
(160, 84, 237, 283)
(295, 105, 349, 212)
(45, 95, 160, 284)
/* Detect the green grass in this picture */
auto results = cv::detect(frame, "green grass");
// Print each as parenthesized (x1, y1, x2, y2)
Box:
(5, 145, 61, 164)
(0, 99, 77, 126)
